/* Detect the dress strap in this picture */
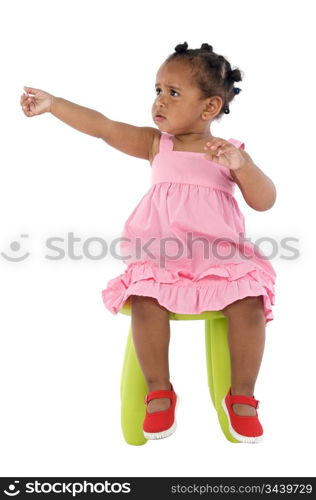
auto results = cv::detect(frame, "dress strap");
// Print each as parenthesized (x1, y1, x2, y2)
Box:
(158, 132, 173, 153)
(228, 138, 245, 150)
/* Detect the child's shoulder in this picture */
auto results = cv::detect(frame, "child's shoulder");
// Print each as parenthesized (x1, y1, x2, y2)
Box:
(149, 130, 163, 165)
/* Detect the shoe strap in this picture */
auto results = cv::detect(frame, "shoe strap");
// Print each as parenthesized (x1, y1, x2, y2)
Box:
(230, 393, 260, 409)
(144, 385, 174, 405)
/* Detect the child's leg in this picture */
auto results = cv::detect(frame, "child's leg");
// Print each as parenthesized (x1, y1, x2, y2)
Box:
(222, 295, 266, 417)
(130, 295, 171, 414)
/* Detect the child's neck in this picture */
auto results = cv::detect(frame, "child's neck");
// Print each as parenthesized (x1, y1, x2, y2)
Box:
(173, 131, 214, 144)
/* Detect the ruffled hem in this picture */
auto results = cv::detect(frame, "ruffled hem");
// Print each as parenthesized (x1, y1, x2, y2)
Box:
(101, 260, 276, 325)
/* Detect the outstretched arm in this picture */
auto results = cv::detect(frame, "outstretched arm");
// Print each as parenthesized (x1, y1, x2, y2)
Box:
(50, 96, 106, 138)
(21, 87, 158, 161)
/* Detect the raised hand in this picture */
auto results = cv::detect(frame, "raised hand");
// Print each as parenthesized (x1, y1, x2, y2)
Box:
(20, 86, 54, 117)
(204, 137, 246, 171)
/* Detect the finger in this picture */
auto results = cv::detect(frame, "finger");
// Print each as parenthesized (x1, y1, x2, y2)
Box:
(205, 147, 226, 159)
(23, 86, 37, 95)
(22, 102, 30, 114)
(207, 142, 230, 154)
(20, 93, 28, 104)
(21, 97, 33, 111)
(204, 143, 225, 154)
(215, 145, 230, 156)
(24, 107, 34, 117)
(21, 95, 32, 107)
(213, 143, 229, 150)
(204, 139, 222, 151)
(21, 99, 33, 115)
(209, 141, 226, 151)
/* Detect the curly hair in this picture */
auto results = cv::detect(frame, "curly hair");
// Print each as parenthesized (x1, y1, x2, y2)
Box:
(164, 41, 243, 120)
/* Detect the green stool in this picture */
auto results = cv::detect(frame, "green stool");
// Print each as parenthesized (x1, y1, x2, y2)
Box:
(119, 297, 239, 445)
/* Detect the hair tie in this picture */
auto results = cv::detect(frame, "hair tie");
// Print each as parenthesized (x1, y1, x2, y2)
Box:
(233, 87, 242, 95)
(175, 42, 188, 53)
(223, 105, 230, 114)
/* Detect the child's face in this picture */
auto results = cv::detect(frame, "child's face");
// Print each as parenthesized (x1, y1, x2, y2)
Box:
(152, 60, 214, 135)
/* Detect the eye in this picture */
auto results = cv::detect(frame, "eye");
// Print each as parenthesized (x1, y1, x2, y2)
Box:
(155, 88, 180, 97)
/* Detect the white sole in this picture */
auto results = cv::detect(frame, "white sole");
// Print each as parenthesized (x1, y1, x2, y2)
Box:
(221, 396, 264, 444)
(143, 395, 179, 440)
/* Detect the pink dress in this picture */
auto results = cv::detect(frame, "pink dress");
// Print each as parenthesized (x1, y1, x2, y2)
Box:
(102, 132, 276, 324)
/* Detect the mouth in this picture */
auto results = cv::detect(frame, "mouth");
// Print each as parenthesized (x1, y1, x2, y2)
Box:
(155, 114, 166, 121)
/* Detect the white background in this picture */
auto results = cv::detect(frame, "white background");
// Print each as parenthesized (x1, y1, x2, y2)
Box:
(1, 0, 315, 478)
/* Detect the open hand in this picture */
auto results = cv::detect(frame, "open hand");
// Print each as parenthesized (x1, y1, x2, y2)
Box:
(20, 86, 54, 117)
(204, 137, 246, 171)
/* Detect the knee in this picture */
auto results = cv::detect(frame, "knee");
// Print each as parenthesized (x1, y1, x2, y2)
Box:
(223, 295, 265, 323)
(130, 295, 163, 317)
(244, 296, 265, 322)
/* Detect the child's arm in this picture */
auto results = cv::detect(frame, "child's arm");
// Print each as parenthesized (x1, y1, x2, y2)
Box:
(230, 150, 277, 211)
(20, 87, 158, 161)
(204, 138, 276, 211)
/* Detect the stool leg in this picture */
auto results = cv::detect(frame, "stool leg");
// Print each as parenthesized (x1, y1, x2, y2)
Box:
(120, 324, 148, 445)
(205, 317, 239, 443)
(204, 319, 216, 408)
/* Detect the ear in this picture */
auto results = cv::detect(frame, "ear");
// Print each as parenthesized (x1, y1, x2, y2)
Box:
(203, 96, 223, 118)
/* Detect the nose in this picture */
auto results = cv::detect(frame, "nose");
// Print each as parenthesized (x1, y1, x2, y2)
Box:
(156, 93, 166, 108)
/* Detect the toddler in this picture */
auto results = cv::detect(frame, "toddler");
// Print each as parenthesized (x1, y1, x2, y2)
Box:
(20, 41, 277, 444)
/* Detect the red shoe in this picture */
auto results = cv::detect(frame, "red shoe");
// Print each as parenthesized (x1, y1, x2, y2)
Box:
(143, 383, 178, 440)
(222, 387, 264, 443)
